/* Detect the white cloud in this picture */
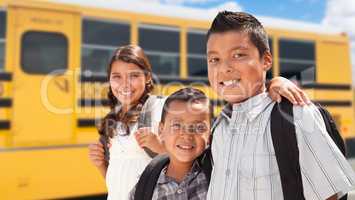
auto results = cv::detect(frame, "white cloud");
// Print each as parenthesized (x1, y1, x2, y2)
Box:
(148, 0, 223, 5)
(160, 0, 218, 4)
(144, 0, 242, 11)
(143, 0, 243, 18)
(210, 1, 242, 12)
(323, 0, 355, 85)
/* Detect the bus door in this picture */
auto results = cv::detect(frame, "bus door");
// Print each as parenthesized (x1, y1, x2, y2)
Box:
(10, 6, 79, 146)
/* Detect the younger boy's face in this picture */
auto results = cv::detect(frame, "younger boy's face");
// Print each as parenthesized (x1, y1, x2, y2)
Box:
(159, 100, 211, 164)
(207, 31, 272, 104)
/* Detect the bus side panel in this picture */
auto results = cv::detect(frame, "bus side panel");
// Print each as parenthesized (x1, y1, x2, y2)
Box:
(0, 147, 106, 200)
(317, 40, 352, 84)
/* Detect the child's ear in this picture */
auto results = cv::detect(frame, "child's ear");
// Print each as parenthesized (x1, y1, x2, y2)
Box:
(262, 51, 272, 71)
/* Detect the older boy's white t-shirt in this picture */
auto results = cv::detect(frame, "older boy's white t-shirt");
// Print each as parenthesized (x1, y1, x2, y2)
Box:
(106, 95, 165, 200)
(207, 92, 355, 200)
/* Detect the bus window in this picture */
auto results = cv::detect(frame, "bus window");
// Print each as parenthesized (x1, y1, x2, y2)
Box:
(187, 30, 207, 78)
(0, 11, 6, 71)
(267, 37, 273, 80)
(279, 39, 316, 84)
(81, 19, 130, 74)
(21, 31, 68, 74)
(139, 24, 180, 77)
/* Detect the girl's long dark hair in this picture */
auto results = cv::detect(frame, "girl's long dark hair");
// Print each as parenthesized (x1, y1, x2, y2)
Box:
(98, 45, 154, 139)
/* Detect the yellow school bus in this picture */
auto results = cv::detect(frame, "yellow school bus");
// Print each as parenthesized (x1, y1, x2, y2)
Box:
(0, 0, 353, 199)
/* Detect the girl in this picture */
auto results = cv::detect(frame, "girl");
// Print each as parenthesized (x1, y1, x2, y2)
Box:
(88, 44, 310, 200)
(90, 45, 165, 200)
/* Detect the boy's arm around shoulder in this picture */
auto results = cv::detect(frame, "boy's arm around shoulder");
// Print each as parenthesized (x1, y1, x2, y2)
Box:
(292, 104, 355, 199)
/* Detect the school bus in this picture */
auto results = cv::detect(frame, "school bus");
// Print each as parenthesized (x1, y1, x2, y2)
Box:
(0, 0, 354, 199)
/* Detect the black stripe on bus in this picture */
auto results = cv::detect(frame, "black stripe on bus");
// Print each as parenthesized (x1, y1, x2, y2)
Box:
(0, 72, 12, 81)
(78, 99, 109, 107)
(0, 120, 10, 129)
(302, 83, 351, 90)
(77, 119, 98, 127)
(0, 98, 12, 107)
(80, 74, 107, 82)
(315, 100, 352, 107)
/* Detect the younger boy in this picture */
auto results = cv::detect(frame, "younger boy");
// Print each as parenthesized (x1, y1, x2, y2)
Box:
(206, 11, 355, 200)
(129, 87, 212, 200)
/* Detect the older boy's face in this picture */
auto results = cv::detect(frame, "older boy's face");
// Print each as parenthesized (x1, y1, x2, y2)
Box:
(207, 31, 272, 104)
(159, 101, 210, 164)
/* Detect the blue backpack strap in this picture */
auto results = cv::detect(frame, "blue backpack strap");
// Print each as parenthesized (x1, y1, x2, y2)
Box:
(271, 98, 305, 200)
(134, 154, 169, 200)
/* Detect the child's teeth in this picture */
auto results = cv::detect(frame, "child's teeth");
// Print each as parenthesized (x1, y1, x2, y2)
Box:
(224, 80, 233, 86)
(179, 145, 193, 150)
(223, 80, 238, 86)
(121, 91, 132, 95)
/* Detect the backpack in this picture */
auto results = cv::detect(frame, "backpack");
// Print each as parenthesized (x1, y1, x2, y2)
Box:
(270, 98, 347, 200)
(133, 148, 213, 200)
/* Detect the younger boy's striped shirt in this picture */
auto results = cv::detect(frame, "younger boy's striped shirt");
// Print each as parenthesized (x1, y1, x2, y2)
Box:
(207, 92, 355, 200)
(129, 161, 208, 200)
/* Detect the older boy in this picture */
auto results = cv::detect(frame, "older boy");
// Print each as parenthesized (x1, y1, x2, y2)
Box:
(206, 11, 355, 200)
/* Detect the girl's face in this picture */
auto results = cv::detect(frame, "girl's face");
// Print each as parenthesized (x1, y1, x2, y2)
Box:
(109, 60, 148, 107)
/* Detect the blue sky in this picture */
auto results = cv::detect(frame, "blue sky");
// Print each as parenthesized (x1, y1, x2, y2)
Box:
(181, 0, 326, 23)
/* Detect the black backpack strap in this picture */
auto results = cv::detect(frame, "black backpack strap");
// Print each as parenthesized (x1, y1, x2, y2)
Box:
(314, 103, 348, 200)
(134, 154, 170, 200)
(197, 115, 221, 183)
(271, 98, 305, 200)
(197, 148, 213, 184)
(315, 103, 347, 156)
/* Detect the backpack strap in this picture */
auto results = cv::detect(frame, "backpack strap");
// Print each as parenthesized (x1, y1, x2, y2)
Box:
(314, 103, 348, 200)
(137, 95, 159, 158)
(270, 98, 305, 200)
(314, 102, 347, 156)
(197, 148, 213, 184)
(134, 154, 169, 200)
(197, 115, 221, 183)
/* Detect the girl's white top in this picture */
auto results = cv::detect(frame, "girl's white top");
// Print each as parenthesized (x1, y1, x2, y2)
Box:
(106, 95, 165, 200)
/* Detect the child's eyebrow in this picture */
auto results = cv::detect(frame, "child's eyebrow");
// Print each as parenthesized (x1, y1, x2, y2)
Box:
(229, 45, 248, 51)
(129, 71, 144, 74)
(207, 46, 249, 56)
(207, 50, 218, 56)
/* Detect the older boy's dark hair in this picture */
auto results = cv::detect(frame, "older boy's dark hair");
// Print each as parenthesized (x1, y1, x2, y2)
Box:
(160, 87, 213, 123)
(207, 11, 270, 57)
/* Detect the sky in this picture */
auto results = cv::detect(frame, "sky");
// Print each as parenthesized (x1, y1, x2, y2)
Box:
(143, 0, 355, 86)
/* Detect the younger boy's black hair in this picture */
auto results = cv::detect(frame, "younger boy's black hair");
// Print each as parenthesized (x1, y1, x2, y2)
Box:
(160, 87, 213, 124)
(207, 11, 270, 57)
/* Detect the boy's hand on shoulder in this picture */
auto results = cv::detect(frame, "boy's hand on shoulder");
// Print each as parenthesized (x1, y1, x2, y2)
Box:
(269, 76, 311, 105)
(135, 127, 165, 154)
